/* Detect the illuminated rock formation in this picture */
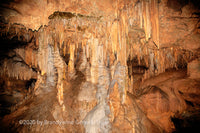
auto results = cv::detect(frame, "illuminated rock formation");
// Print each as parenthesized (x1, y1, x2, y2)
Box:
(0, 0, 200, 133)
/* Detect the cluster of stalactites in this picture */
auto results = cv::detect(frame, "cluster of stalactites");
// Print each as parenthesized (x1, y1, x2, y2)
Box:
(0, 23, 35, 43)
(125, 0, 196, 80)
(36, 27, 66, 110)
(46, 11, 130, 73)
(128, 0, 160, 48)
(35, 11, 131, 112)
(0, 23, 38, 81)
(127, 44, 194, 81)
(0, 58, 37, 80)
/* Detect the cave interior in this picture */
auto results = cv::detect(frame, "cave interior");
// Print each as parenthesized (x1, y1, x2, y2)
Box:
(0, 0, 200, 133)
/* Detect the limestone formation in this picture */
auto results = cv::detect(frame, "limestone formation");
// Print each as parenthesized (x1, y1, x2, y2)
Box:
(0, 0, 200, 133)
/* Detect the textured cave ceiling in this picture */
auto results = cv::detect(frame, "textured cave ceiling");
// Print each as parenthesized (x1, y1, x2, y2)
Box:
(0, 0, 200, 133)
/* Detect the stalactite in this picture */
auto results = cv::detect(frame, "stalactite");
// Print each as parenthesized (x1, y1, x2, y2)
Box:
(111, 21, 118, 54)
(35, 33, 39, 47)
(38, 29, 49, 75)
(150, 51, 154, 75)
(150, 0, 160, 48)
(120, 11, 128, 66)
(59, 24, 65, 49)
(142, 0, 151, 41)
(63, 41, 66, 56)
(139, 2, 143, 29)
(86, 42, 89, 59)
(68, 43, 75, 73)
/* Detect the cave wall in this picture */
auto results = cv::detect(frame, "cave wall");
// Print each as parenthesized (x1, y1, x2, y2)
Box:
(0, 0, 200, 133)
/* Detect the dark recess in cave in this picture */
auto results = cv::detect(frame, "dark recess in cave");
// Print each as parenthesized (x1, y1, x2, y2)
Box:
(0, 35, 28, 61)
(0, 34, 37, 118)
(171, 113, 200, 133)
(167, 0, 200, 11)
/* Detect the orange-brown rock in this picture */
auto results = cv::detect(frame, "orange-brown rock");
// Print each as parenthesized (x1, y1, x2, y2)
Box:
(0, 0, 200, 133)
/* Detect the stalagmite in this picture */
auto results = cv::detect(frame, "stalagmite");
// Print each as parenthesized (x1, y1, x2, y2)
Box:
(108, 83, 120, 121)
(54, 45, 67, 111)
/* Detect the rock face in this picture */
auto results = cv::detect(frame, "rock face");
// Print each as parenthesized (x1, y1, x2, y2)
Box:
(0, 0, 200, 133)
